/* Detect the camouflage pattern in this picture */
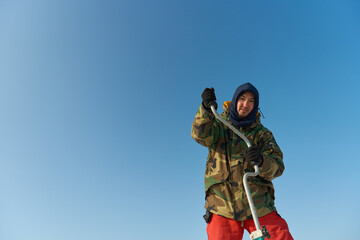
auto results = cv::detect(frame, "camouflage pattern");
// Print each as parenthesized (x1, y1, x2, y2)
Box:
(191, 102, 285, 221)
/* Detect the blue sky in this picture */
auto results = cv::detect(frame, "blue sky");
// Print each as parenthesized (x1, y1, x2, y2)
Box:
(1, 0, 360, 239)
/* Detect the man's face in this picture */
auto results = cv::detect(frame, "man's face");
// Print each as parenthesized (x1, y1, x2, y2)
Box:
(236, 91, 255, 118)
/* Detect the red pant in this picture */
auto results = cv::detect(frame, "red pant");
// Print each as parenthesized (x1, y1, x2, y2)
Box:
(207, 212, 293, 240)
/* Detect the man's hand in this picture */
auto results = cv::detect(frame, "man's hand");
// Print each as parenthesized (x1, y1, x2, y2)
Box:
(201, 88, 217, 110)
(245, 146, 263, 167)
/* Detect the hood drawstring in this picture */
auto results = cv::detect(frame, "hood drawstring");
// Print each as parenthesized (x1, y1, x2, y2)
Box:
(258, 108, 265, 119)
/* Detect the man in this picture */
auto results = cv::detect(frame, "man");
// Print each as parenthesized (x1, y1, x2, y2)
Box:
(191, 83, 293, 240)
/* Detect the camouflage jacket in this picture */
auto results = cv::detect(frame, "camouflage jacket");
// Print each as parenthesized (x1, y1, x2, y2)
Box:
(191, 101, 285, 221)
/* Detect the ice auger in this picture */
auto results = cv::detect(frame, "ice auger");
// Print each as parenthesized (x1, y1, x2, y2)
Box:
(210, 104, 270, 240)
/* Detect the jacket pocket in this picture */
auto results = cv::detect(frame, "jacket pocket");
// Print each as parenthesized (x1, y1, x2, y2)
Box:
(204, 156, 229, 192)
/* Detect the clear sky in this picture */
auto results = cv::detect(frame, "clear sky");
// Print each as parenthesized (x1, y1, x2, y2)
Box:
(1, 0, 359, 239)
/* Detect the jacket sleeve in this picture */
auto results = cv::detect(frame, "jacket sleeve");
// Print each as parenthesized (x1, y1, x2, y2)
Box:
(191, 103, 220, 148)
(258, 130, 285, 181)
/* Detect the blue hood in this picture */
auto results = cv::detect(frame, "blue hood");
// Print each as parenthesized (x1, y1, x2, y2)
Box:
(229, 83, 259, 127)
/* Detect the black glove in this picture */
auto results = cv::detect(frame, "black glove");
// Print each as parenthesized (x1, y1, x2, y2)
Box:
(201, 88, 217, 110)
(244, 146, 263, 167)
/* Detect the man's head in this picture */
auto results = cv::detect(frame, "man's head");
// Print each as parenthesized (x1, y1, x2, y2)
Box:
(236, 91, 255, 118)
(229, 83, 259, 127)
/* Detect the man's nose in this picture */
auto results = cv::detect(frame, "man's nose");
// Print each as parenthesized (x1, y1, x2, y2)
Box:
(243, 100, 250, 108)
